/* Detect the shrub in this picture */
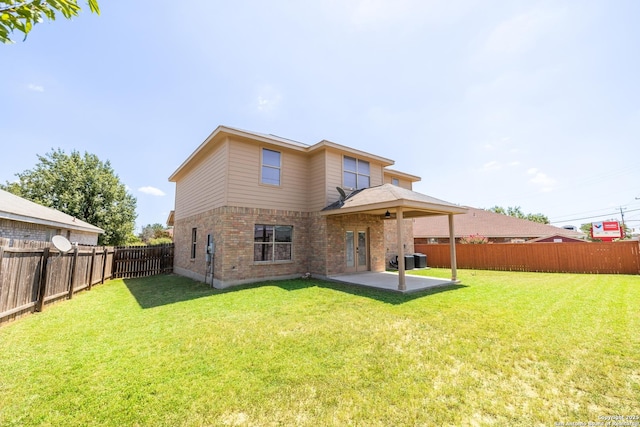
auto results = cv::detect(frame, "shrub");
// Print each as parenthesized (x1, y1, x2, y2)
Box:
(460, 234, 489, 244)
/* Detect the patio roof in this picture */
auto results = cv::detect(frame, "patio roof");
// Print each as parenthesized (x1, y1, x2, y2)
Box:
(321, 184, 467, 218)
(321, 184, 467, 291)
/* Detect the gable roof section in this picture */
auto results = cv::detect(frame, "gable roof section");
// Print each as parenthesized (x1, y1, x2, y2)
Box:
(383, 168, 422, 183)
(169, 125, 397, 182)
(413, 206, 583, 239)
(0, 189, 104, 234)
(526, 234, 587, 243)
(322, 184, 467, 218)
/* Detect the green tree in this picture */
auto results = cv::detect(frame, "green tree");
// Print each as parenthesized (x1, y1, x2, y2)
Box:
(1, 149, 137, 246)
(488, 206, 549, 224)
(0, 0, 100, 44)
(139, 223, 172, 244)
(488, 205, 506, 215)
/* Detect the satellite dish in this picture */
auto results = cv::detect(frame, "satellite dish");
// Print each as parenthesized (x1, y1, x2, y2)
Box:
(51, 235, 72, 254)
(336, 187, 347, 201)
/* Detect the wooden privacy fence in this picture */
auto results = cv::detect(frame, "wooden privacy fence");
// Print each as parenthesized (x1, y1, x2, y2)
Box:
(415, 241, 640, 275)
(112, 244, 174, 279)
(0, 244, 174, 325)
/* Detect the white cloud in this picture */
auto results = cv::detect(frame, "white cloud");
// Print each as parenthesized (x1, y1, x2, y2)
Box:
(27, 83, 44, 92)
(509, 161, 521, 167)
(527, 168, 556, 192)
(138, 186, 166, 196)
(256, 85, 282, 113)
(480, 160, 501, 172)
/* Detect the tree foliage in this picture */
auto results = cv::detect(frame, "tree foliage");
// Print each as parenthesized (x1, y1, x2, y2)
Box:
(0, 0, 100, 44)
(139, 223, 172, 245)
(488, 205, 550, 224)
(1, 149, 137, 246)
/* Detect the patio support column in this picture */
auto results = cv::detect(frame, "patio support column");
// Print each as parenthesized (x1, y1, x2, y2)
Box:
(448, 213, 458, 282)
(397, 207, 406, 291)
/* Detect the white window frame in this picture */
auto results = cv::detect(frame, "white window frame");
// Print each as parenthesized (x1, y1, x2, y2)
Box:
(261, 148, 281, 186)
(343, 156, 370, 190)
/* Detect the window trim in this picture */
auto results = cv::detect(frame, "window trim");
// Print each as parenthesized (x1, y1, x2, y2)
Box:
(343, 155, 370, 190)
(191, 228, 197, 259)
(260, 148, 281, 186)
(253, 224, 293, 264)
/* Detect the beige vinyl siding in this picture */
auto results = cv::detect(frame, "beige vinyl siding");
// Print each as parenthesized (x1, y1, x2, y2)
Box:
(384, 175, 413, 190)
(370, 163, 384, 187)
(226, 138, 310, 211)
(308, 151, 327, 211)
(325, 149, 343, 205)
(175, 141, 228, 220)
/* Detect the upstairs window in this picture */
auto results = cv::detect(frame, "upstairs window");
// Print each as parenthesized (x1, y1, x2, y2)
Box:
(343, 156, 370, 190)
(392, 178, 399, 186)
(254, 225, 293, 262)
(261, 148, 281, 186)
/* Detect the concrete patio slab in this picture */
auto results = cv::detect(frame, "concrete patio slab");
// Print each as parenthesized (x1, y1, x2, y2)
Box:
(328, 271, 458, 294)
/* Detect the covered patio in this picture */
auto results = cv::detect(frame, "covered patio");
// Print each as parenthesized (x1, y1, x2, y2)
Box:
(329, 271, 458, 294)
(322, 184, 467, 291)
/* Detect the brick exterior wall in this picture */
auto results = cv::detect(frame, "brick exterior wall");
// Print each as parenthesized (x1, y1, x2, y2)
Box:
(383, 218, 415, 266)
(173, 207, 386, 288)
(0, 219, 98, 246)
(325, 214, 385, 275)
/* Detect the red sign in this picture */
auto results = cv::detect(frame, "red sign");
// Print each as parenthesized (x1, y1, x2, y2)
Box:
(591, 221, 622, 242)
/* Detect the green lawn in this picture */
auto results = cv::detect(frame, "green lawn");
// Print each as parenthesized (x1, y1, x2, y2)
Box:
(0, 270, 638, 426)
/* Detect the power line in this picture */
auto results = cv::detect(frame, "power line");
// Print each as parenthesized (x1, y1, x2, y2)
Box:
(550, 207, 640, 224)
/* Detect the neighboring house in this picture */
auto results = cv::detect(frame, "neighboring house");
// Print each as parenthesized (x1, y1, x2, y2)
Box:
(168, 125, 466, 289)
(414, 206, 585, 244)
(526, 234, 587, 243)
(0, 189, 104, 246)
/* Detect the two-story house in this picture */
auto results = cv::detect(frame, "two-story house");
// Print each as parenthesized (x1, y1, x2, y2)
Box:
(168, 126, 466, 290)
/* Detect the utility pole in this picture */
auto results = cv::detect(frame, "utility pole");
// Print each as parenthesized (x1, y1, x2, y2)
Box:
(620, 206, 626, 237)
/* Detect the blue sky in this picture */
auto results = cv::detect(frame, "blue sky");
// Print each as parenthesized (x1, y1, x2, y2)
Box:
(2, 0, 639, 233)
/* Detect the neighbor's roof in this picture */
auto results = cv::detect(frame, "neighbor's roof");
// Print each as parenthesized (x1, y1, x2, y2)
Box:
(322, 184, 467, 218)
(0, 189, 104, 234)
(169, 125, 397, 182)
(413, 206, 583, 239)
(526, 234, 587, 243)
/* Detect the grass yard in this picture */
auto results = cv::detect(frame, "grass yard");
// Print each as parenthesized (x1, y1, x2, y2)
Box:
(0, 269, 638, 426)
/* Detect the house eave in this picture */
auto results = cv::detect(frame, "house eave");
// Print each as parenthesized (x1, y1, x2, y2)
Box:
(320, 200, 468, 218)
(308, 140, 395, 167)
(0, 212, 104, 234)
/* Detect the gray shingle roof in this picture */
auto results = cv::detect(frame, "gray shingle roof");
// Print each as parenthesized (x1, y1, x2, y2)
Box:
(0, 189, 104, 234)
